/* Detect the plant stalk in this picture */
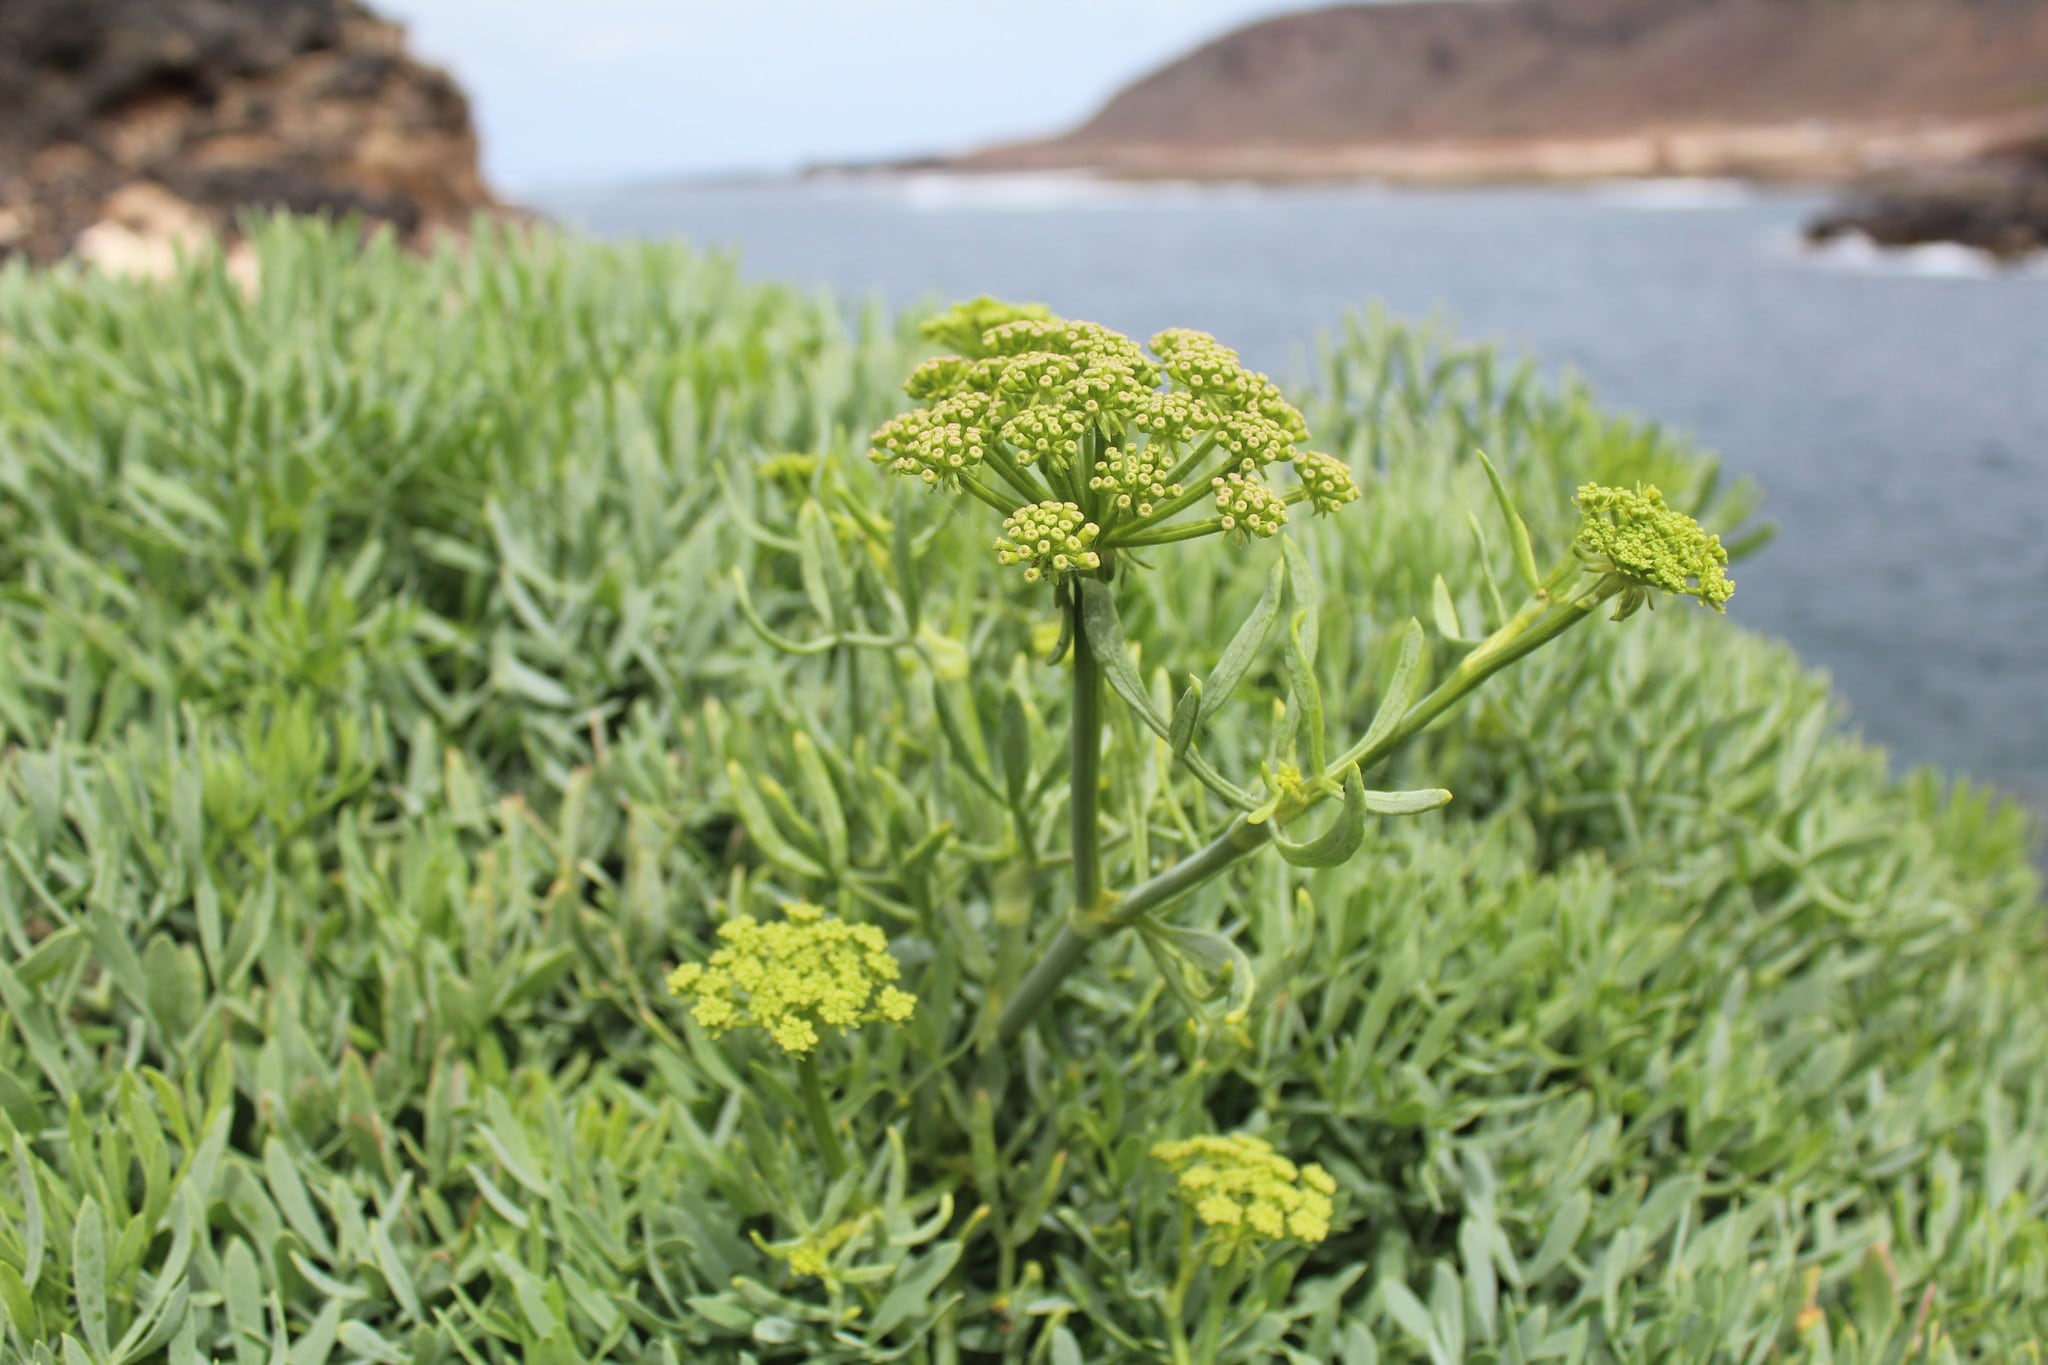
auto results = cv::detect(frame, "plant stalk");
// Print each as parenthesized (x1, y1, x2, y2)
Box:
(998, 815, 1266, 1043)
(997, 577, 1620, 1042)
(1069, 582, 1103, 916)
(797, 1056, 848, 1180)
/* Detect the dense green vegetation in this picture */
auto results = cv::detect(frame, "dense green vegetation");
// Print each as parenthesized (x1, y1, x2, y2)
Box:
(0, 219, 2043, 1362)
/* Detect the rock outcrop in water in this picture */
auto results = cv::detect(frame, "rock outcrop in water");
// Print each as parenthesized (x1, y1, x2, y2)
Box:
(0, 0, 497, 269)
(944, 0, 2048, 184)
(1807, 135, 2048, 261)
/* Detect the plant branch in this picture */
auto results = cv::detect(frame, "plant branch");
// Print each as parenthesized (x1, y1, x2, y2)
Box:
(997, 575, 1620, 1042)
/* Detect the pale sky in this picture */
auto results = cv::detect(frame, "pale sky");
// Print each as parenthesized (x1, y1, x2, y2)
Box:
(377, 1, 1308, 191)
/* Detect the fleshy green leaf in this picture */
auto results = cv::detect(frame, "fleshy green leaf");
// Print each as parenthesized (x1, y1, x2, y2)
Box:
(1198, 555, 1285, 730)
(1273, 767, 1368, 867)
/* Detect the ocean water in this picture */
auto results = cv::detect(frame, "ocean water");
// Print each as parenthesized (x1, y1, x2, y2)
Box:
(538, 175, 2048, 810)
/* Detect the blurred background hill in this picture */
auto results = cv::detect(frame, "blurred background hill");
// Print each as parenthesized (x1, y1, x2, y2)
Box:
(950, 0, 2048, 185)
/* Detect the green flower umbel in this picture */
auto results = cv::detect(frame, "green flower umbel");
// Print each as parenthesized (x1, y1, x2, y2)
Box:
(1572, 482, 1734, 619)
(868, 300, 1361, 585)
(994, 500, 1102, 584)
(1152, 1134, 1335, 1261)
(669, 903, 916, 1056)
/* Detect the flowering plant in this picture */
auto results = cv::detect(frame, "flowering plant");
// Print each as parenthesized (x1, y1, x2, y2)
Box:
(690, 298, 1735, 1357)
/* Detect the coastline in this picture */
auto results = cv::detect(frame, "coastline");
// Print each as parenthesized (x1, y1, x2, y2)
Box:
(930, 110, 2048, 189)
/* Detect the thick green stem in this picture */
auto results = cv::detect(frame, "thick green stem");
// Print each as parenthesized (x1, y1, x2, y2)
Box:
(997, 577, 1620, 1043)
(1165, 1216, 1201, 1365)
(1112, 515, 1231, 548)
(998, 816, 1267, 1043)
(1194, 1258, 1245, 1363)
(956, 474, 1019, 516)
(797, 1057, 848, 1180)
(1328, 585, 1606, 779)
(1069, 583, 1103, 915)
(981, 442, 1054, 506)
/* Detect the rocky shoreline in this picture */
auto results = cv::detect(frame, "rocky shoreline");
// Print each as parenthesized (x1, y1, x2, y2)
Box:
(939, 111, 2048, 190)
(1805, 137, 2048, 263)
(0, 0, 498, 274)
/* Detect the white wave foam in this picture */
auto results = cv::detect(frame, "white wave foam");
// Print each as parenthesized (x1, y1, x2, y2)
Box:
(1796, 230, 2044, 280)
(1591, 178, 1758, 210)
(849, 172, 1274, 212)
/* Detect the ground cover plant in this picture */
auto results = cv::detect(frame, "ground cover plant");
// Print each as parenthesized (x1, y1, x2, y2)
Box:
(0, 218, 2044, 1362)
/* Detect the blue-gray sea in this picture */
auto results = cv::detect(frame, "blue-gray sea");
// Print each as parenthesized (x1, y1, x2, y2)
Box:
(538, 175, 2048, 812)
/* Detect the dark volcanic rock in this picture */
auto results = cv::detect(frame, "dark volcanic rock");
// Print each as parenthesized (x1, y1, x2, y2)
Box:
(1808, 138, 2048, 261)
(0, 0, 497, 265)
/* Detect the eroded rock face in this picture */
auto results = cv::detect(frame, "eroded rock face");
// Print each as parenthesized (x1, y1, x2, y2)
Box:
(1807, 137, 2048, 262)
(0, 0, 497, 266)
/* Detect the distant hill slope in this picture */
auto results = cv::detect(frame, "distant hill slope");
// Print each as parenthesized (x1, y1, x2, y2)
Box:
(951, 0, 2048, 182)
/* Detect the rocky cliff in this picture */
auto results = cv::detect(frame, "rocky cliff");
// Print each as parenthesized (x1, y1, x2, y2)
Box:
(0, 0, 497, 268)
(953, 0, 2048, 183)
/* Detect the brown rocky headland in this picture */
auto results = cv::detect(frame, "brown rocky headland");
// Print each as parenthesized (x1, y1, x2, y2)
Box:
(938, 0, 2048, 188)
(0, 0, 499, 273)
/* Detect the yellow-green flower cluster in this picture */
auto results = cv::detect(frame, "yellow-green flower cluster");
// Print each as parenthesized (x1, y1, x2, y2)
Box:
(1153, 1134, 1335, 1256)
(1211, 472, 1288, 540)
(783, 1218, 865, 1279)
(869, 393, 993, 488)
(1002, 403, 1090, 469)
(869, 299, 1359, 585)
(668, 903, 916, 1057)
(1573, 482, 1734, 618)
(1150, 328, 1310, 443)
(1293, 449, 1361, 514)
(918, 296, 1055, 355)
(995, 501, 1102, 583)
(1212, 409, 1299, 474)
(1090, 443, 1181, 518)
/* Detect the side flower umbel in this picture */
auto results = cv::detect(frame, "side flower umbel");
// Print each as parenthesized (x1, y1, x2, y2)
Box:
(868, 299, 1361, 585)
(669, 902, 916, 1057)
(1152, 1134, 1335, 1261)
(1572, 482, 1734, 619)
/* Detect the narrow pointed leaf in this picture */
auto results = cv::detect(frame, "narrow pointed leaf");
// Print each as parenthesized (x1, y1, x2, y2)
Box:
(72, 1198, 109, 1358)
(796, 500, 849, 633)
(1357, 619, 1427, 760)
(1283, 610, 1326, 774)
(1362, 788, 1453, 816)
(1432, 574, 1474, 645)
(1474, 448, 1542, 592)
(1168, 679, 1201, 761)
(725, 762, 829, 881)
(789, 732, 848, 871)
(1077, 583, 1258, 808)
(1135, 915, 1256, 1024)
(1077, 580, 1168, 734)
(1197, 555, 1285, 729)
(729, 570, 836, 656)
(891, 489, 921, 631)
(1274, 767, 1368, 867)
